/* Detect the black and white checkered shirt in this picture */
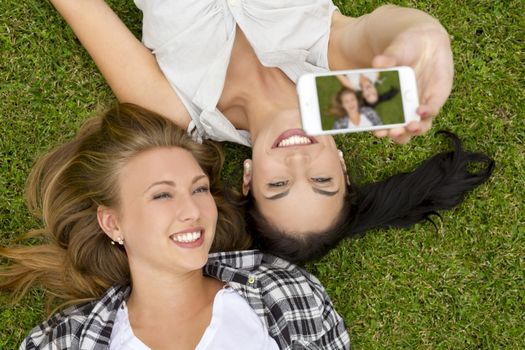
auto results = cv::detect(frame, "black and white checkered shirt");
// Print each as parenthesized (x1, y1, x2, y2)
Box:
(21, 250, 350, 349)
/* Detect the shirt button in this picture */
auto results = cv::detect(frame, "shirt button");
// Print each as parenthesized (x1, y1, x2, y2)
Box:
(228, 0, 236, 5)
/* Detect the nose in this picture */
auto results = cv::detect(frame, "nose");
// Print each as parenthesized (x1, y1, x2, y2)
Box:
(284, 150, 311, 166)
(176, 195, 200, 222)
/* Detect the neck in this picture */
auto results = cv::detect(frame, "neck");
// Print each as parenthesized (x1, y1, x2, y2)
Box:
(220, 27, 298, 142)
(126, 266, 222, 323)
(348, 109, 360, 125)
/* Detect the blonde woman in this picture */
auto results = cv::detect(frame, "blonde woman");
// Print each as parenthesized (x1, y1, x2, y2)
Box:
(0, 104, 350, 349)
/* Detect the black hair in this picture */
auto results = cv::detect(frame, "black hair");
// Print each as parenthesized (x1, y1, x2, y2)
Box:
(245, 131, 494, 265)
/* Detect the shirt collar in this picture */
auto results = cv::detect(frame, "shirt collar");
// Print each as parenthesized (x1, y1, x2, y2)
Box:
(207, 249, 264, 270)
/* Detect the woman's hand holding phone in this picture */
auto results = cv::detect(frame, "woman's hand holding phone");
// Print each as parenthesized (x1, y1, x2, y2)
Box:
(371, 23, 454, 144)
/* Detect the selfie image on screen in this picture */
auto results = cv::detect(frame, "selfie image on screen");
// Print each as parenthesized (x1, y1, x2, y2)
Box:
(316, 71, 403, 131)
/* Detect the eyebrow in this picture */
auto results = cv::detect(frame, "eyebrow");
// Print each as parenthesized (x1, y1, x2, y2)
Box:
(264, 187, 339, 200)
(144, 174, 207, 193)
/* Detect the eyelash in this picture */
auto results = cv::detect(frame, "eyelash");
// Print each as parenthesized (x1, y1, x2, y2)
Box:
(152, 192, 172, 200)
(312, 177, 332, 183)
(268, 180, 289, 187)
(152, 186, 209, 200)
(268, 177, 332, 187)
(193, 185, 210, 194)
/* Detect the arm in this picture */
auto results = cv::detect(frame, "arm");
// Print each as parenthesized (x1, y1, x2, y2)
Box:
(48, 0, 191, 128)
(329, 5, 453, 143)
(335, 74, 353, 89)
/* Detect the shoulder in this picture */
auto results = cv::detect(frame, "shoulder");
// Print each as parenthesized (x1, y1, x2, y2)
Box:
(206, 250, 350, 349)
(361, 107, 382, 124)
(20, 302, 96, 349)
(333, 116, 349, 129)
(20, 285, 129, 350)
(255, 254, 351, 349)
(207, 250, 326, 298)
(257, 254, 328, 303)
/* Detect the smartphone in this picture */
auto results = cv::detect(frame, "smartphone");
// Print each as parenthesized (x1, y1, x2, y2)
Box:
(297, 66, 419, 135)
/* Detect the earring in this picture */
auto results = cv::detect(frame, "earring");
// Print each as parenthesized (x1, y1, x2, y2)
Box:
(111, 237, 124, 245)
(244, 161, 250, 172)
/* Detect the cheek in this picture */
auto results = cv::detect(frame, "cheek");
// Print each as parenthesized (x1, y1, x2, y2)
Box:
(120, 203, 159, 234)
(202, 196, 219, 223)
(318, 153, 346, 177)
(251, 161, 277, 185)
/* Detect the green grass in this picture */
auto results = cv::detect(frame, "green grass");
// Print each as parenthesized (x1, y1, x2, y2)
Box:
(1, 0, 524, 348)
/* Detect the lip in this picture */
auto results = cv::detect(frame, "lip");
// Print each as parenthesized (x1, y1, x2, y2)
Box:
(272, 128, 317, 149)
(170, 227, 205, 249)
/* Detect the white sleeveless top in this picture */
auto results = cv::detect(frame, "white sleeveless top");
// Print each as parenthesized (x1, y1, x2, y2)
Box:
(109, 287, 279, 349)
(133, 0, 338, 146)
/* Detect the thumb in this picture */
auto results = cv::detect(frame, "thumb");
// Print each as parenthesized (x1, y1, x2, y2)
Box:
(372, 54, 398, 68)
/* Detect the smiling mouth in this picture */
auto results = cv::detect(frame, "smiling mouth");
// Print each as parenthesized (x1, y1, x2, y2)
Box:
(272, 129, 317, 148)
(170, 228, 205, 248)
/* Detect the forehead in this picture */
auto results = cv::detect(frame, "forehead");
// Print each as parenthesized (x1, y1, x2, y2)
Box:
(119, 147, 202, 187)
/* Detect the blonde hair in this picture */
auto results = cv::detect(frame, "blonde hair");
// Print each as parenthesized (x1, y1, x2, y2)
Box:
(328, 87, 362, 117)
(0, 103, 251, 309)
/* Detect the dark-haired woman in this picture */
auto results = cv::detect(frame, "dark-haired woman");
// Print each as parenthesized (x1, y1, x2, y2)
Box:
(48, 0, 455, 242)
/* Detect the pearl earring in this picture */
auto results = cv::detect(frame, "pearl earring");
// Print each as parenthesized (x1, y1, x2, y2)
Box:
(244, 161, 250, 172)
(111, 237, 125, 245)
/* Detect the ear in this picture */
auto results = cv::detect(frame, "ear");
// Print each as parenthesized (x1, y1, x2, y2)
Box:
(338, 150, 351, 186)
(242, 159, 253, 196)
(97, 205, 122, 241)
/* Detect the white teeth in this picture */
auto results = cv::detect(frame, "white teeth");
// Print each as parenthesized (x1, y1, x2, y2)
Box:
(278, 135, 312, 147)
(171, 231, 201, 243)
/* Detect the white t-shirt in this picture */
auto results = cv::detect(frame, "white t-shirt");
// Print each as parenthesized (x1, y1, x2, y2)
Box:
(134, 0, 338, 146)
(350, 113, 374, 128)
(345, 72, 379, 91)
(110, 288, 279, 350)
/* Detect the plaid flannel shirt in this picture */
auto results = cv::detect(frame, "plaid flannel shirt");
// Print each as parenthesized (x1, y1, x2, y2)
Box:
(21, 250, 350, 349)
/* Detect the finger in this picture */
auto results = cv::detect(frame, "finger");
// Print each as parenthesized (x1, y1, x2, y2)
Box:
(371, 54, 398, 68)
(406, 120, 432, 136)
(418, 117, 433, 134)
(391, 132, 412, 144)
(418, 56, 454, 117)
(373, 129, 389, 138)
(420, 98, 445, 119)
(416, 105, 436, 119)
(388, 127, 406, 138)
(406, 121, 422, 134)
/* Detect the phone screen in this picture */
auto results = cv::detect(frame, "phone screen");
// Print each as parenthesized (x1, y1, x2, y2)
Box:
(316, 70, 404, 131)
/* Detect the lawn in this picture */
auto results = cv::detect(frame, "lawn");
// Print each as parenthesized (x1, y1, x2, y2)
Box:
(1, 0, 523, 349)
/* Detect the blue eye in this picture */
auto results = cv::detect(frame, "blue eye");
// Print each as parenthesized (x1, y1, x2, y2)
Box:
(312, 177, 332, 183)
(152, 192, 172, 200)
(193, 186, 210, 194)
(268, 180, 289, 187)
